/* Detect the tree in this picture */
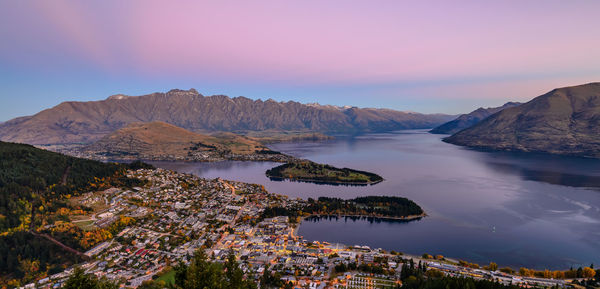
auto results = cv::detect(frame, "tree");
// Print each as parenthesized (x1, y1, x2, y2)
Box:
(583, 267, 596, 278)
(260, 265, 282, 288)
(170, 250, 256, 289)
(552, 270, 565, 279)
(499, 267, 514, 274)
(174, 261, 188, 289)
(488, 262, 498, 271)
(519, 267, 532, 277)
(138, 280, 165, 289)
(425, 269, 444, 278)
(63, 267, 118, 289)
(225, 251, 244, 289)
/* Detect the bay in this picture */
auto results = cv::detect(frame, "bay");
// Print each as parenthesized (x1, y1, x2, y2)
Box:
(150, 130, 600, 269)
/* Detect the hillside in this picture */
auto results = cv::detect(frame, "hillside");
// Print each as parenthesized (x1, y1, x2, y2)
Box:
(80, 122, 295, 162)
(430, 102, 521, 134)
(0, 89, 453, 145)
(444, 83, 600, 157)
(0, 141, 145, 284)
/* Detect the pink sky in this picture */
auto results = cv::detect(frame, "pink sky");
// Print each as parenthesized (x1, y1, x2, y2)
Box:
(1, 0, 599, 119)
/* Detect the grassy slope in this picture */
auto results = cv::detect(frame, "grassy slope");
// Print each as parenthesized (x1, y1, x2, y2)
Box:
(445, 83, 600, 157)
(85, 121, 270, 157)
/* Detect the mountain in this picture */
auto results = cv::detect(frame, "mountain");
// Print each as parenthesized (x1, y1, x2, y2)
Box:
(444, 83, 600, 157)
(430, 102, 521, 134)
(80, 121, 295, 162)
(0, 89, 454, 145)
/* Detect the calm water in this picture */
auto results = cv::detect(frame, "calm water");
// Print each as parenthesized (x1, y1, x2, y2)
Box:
(151, 130, 600, 269)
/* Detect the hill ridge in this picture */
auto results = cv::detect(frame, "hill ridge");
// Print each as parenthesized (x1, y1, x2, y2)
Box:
(444, 82, 600, 157)
(430, 102, 521, 134)
(78, 121, 296, 162)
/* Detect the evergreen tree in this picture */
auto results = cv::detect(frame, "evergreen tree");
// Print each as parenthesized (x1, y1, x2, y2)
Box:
(63, 267, 118, 289)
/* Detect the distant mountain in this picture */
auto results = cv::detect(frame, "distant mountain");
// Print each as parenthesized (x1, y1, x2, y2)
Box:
(444, 83, 600, 157)
(430, 102, 521, 134)
(0, 89, 454, 145)
(80, 121, 295, 162)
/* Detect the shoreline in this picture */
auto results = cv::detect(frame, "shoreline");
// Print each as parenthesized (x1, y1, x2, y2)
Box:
(266, 175, 384, 186)
(303, 212, 427, 222)
(75, 154, 299, 164)
(291, 212, 426, 242)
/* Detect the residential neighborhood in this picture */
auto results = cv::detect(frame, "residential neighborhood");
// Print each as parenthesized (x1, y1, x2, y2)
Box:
(24, 168, 570, 288)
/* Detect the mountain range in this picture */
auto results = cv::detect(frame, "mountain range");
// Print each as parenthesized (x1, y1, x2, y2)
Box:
(0, 89, 454, 145)
(444, 82, 600, 157)
(430, 102, 521, 134)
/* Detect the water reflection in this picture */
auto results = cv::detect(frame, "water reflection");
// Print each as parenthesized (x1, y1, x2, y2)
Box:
(473, 151, 600, 189)
(484, 162, 600, 188)
(304, 215, 424, 224)
(149, 130, 600, 269)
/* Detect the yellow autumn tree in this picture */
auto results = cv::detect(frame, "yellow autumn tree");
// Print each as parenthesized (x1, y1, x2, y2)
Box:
(583, 267, 596, 278)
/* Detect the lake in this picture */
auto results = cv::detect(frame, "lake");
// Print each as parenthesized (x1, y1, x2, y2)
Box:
(150, 130, 600, 269)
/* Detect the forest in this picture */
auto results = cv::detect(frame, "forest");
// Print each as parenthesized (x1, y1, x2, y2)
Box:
(0, 141, 150, 287)
(265, 161, 383, 185)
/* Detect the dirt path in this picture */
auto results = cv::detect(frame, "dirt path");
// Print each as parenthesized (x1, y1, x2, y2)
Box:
(61, 165, 72, 185)
(29, 230, 89, 259)
(23, 165, 88, 262)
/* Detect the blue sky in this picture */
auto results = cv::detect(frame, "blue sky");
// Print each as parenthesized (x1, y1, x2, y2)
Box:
(1, 0, 600, 121)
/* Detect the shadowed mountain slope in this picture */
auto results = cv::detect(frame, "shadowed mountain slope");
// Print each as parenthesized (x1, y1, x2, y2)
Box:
(430, 102, 521, 134)
(444, 83, 600, 157)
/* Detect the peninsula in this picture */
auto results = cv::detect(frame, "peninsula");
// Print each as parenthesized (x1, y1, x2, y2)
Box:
(65, 121, 298, 162)
(265, 161, 383, 185)
(262, 196, 426, 222)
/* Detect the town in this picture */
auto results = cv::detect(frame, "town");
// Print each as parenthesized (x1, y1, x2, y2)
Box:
(26, 168, 571, 288)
